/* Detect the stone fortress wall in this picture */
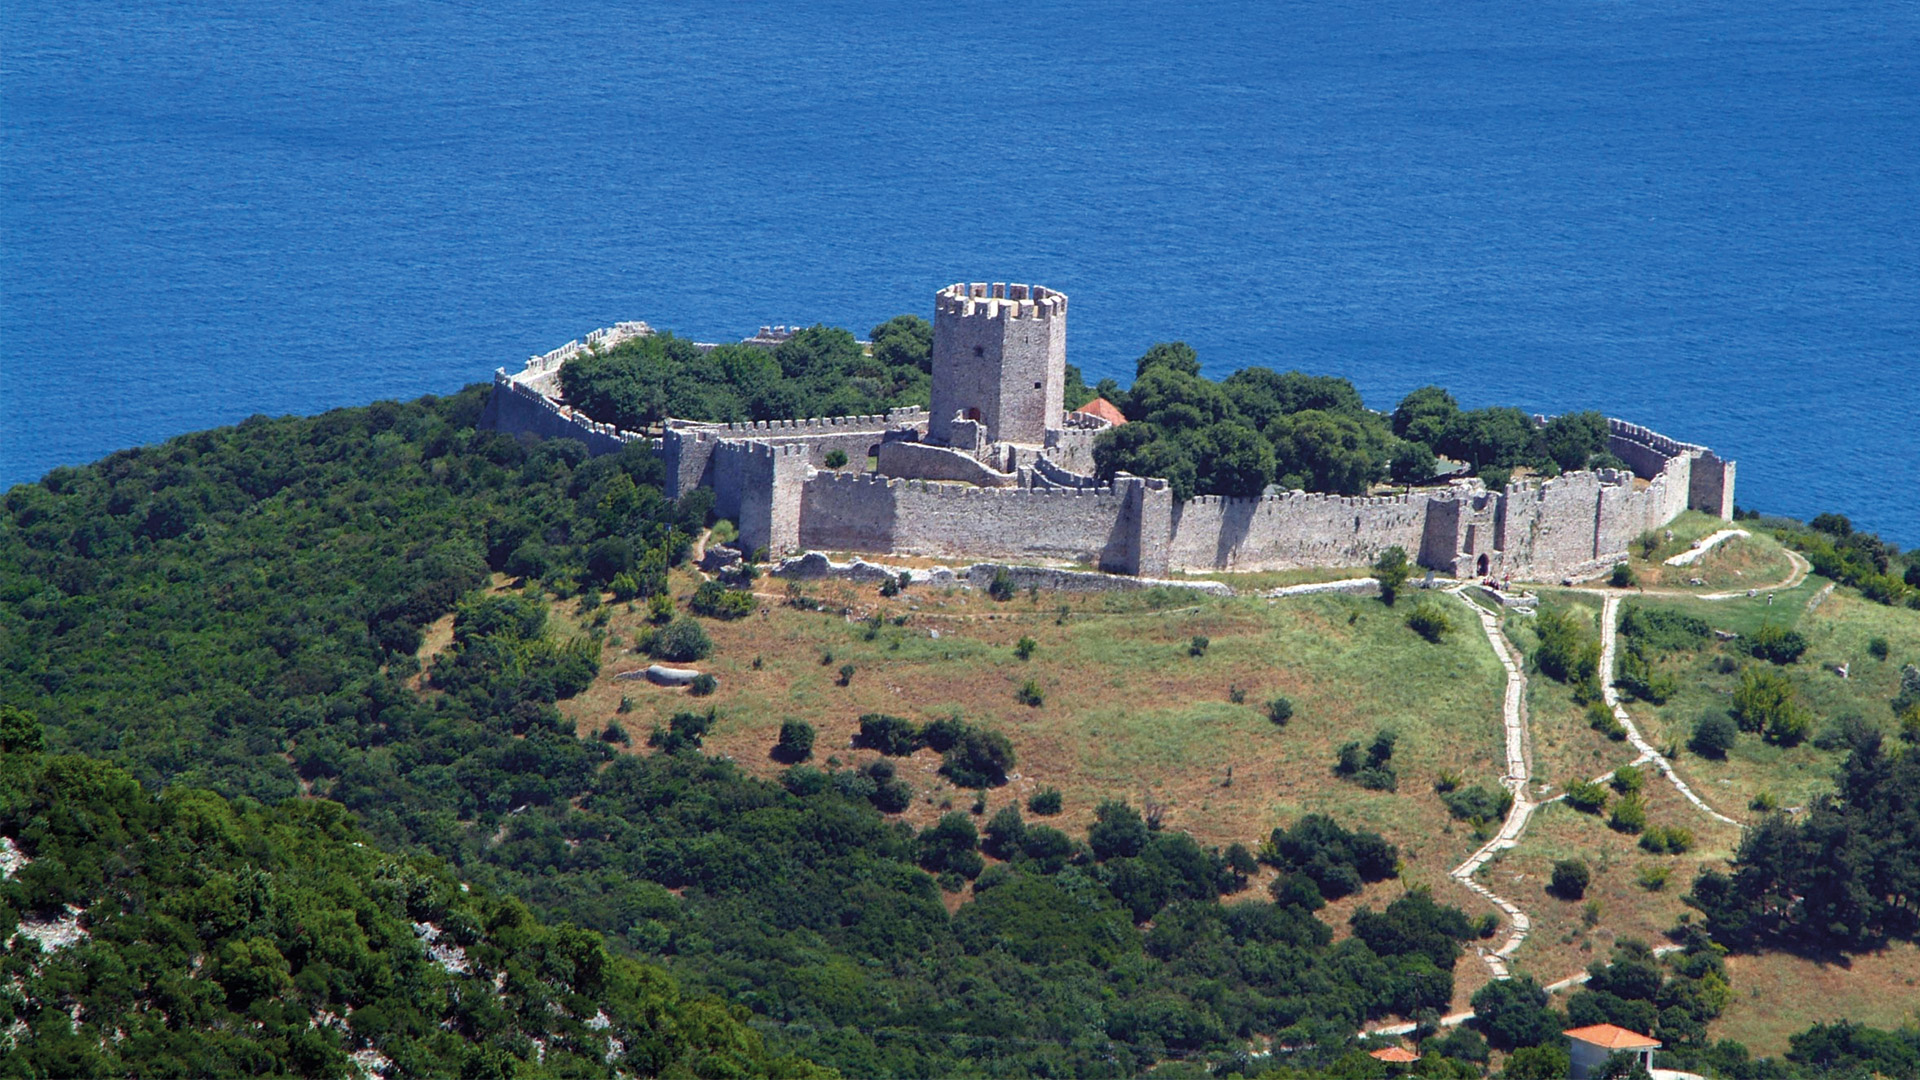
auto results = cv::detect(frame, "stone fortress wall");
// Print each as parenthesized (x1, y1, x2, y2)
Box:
(482, 286, 1735, 582)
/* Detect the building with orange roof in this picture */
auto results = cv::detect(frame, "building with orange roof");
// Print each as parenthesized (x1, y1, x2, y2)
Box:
(1367, 1045, 1421, 1063)
(1564, 1023, 1661, 1078)
(1071, 397, 1126, 426)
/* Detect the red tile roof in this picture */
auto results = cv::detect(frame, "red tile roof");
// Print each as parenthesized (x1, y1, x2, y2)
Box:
(1564, 1023, 1662, 1050)
(1368, 1046, 1422, 1062)
(1073, 397, 1126, 425)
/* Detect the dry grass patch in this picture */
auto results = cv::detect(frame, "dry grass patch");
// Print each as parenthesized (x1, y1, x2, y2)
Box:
(1493, 782, 1741, 988)
(1711, 942, 1920, 1056)
(565, 570, 1512, 877)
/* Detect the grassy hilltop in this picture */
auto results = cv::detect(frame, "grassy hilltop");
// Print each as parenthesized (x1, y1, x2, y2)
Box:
(4, 340, 1920, 1077)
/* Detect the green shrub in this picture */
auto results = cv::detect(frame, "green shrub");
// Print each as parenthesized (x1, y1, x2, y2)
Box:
(1434, 769, 1461, 794)
(1611, 764, 1644, 795)
(708, 519, 739, 544)
(1732, 665, 1812, 745)
(647, 592, 675, 624)
(1868, 636, 1890, 660)
(1609, 793, 1648, 834)
(650, 617, 712, 662)
(983, 805, 1027, 858)
(1189, 635, 1210, 657)
(1015, 678, 1045, 707)
(988, 570, 1016, 601)
(1405, 601, 1452, 642)
(1534, 607, 1601, 695)
(1014, 636, 1036, 660)
(1745, 621, 1809, 665)
(1639, 824, 1695, 855)
(1616, 644, 1677, 703)
(688, 673, 717, 696)
(837, 663, 856, 686)
(1690, 713, 1739, 758)
(1609, 562, 1636, 588)
(1266, 697, 1294, 725)
(823, 449, 849, 469)
(690, 580, 754, 620)
(1637, 864, 1673, 891)
(774, 719, 815, 763)
(648, 709, 715, 754)
(940, 728, 1016, 788)
(1619, 604, 1710, 651)
(1587, 700, 1628, 740)
(856, 714, 920, 755)
(1335, 730, 1398, 791)
(1565, 780, 1609, 815)
(1372, 546, 1411, 605)
(601, 721, 630, 745)
(1550, 859, 1591, 900)
(1026, 788, 1063, 815)
(1442, 783, 1512, 823)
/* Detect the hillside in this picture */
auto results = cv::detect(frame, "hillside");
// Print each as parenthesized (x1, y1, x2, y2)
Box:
(4, 368, 1920, 1077)
(0, 725, 818, 1077)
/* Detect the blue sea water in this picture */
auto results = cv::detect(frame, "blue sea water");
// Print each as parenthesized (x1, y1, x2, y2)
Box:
(3, 1, 1916, 542)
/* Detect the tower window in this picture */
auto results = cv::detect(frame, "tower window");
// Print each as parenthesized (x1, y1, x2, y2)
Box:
(973, 345, 984, 357)
(1034, 382, 1042, 389)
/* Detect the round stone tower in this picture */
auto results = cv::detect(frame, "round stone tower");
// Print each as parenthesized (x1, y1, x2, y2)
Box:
(928, 282, 1067, 448)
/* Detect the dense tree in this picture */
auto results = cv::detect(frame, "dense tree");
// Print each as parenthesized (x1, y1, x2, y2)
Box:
(1268, 409, 1393, 495)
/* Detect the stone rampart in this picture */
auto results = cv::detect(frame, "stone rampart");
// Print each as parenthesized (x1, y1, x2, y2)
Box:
(481, 372, 647, 455)
(1167, 489, 1440, 573)
(798, 472, 1146, 571)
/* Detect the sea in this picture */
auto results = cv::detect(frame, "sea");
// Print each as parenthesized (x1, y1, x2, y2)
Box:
(3, 1, 1916, 543)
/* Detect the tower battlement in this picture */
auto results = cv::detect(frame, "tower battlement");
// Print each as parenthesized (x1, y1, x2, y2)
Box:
(935, 282, 1068, 321)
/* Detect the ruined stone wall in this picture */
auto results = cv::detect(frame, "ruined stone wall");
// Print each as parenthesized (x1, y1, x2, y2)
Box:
(1689, 450, 1736, 519)
(928, 283, 1066, 446)
(798, 472, 1143, 571)
(1167, 490, 1437, 573)
(1030, 455, 1103, 490)
(875, 441, 1017, 486)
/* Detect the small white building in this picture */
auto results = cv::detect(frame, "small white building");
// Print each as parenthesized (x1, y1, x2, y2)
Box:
(1565, 1023, 1661, 1079)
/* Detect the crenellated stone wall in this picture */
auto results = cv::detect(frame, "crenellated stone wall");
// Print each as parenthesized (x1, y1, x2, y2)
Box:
(481, 372, 648, 455)
(1167, 489, 1440, 573)
(798, 472, 1162, 573)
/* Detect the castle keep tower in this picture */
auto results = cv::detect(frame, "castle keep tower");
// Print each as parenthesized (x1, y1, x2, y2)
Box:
(928, 282, 1067, 448)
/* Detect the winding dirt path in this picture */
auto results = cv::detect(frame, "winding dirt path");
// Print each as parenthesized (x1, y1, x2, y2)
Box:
(1594, 593, 1742, 826)
(1445, 586, 1540, 979)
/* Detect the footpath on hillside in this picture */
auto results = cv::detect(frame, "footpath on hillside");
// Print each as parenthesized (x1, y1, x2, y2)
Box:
(1354, 550, 1811, 1037)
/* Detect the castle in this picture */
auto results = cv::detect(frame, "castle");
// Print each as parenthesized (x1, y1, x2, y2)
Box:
(482, 283, 1735, 583)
